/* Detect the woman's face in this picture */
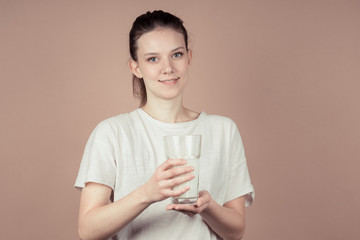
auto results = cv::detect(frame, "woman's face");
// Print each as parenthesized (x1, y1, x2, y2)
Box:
(130, 27, 192, 103)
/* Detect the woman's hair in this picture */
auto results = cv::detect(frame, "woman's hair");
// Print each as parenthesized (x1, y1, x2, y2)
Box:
(129, 10, 189, 107)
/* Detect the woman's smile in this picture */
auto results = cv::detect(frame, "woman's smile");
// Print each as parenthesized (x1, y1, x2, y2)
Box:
(158, 77, 180, 85)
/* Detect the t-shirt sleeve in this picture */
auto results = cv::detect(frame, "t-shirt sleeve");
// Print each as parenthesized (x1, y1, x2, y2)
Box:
(74, 120, 117, 191)
(225, 121, 255, 207)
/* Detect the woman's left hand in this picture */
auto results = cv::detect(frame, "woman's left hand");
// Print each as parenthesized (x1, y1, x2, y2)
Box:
(166, 190, 211, 217)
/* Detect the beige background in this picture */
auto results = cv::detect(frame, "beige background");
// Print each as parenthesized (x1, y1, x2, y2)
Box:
(1, 0, 359, 239)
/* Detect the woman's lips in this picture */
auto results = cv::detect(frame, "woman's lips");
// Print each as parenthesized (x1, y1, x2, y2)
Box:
(158, 77, 180, 85)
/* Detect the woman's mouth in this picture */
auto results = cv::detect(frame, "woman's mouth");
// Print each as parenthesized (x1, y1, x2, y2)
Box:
(158, 77, 180, 85)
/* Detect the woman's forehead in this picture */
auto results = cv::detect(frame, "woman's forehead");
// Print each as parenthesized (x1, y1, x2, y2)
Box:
(136, 28, 186, 53)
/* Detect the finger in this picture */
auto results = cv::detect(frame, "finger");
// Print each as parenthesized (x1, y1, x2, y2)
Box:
(174, 204, 197, 212)
(159, 159, 187, 171)
(198, 190, 209, 197)
(166, 204, 196, 215)
(166, 203, 196, 210)
(197, 191, 211, 206)
(196, 198, 202, 207)
(162, 173, 195, 189)
(162, 165, 194, 180)
(161, 185, 190, 197)
(166, 204, 175, 210)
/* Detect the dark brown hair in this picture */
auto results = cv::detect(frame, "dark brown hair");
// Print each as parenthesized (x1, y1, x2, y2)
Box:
(129, 10, 189, 107)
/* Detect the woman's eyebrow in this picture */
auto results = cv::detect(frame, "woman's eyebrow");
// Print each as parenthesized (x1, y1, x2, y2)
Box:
(144, 52, 158, 56)
(171, 47, 185, 52)
(143, 47, 185, 56)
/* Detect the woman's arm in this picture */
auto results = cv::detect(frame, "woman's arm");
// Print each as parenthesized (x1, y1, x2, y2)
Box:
(167, 191, 246, 240)
(78, 159, 195, 240)
(78, 182, 150, 240)
(201, 195, 246, 240)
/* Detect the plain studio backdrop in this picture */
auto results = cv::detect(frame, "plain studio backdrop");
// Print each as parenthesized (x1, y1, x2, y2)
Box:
(1, 0, 359, 239)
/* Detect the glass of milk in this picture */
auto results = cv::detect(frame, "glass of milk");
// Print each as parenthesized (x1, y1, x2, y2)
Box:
(164, 135, 202, 205)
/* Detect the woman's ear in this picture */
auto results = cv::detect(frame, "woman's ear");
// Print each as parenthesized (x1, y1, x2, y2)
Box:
(187, 49, 192, 68)
(129, 59, 143, 78)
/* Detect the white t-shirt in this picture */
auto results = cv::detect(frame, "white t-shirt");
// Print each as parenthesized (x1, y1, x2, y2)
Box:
(75, 108, 255, 240)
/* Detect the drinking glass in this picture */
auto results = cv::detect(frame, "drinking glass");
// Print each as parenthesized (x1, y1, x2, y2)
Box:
(164, 135, 202, 204)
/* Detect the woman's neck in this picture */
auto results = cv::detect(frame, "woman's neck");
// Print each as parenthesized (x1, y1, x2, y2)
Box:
(142, 98, 199, 123)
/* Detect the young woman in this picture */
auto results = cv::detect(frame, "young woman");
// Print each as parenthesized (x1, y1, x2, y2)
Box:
(75, 10, 254, 240)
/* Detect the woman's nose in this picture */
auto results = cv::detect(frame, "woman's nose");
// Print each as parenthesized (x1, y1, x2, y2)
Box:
(162, 58, 174, 74)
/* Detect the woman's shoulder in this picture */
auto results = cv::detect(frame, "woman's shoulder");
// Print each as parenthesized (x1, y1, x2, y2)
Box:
(92, 109, 139, 133)
(203, 113, 243, 139)
(203, 112, 237, 126)
(185, 108, 235, 125)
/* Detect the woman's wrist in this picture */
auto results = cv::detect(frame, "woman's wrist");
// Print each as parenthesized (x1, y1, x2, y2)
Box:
(136, 184, 154, 205)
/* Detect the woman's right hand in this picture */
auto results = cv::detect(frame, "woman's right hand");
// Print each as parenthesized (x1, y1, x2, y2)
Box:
(141, 158, 195, 203)
(78, 160, 193, 240)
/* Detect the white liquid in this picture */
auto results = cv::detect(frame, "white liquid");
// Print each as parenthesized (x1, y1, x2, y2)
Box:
(171, 156, 199, 201)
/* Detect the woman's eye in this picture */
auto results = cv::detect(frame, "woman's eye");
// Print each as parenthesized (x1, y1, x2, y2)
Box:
(147, 57, 158, 62)
(173, 52, 183, 58)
